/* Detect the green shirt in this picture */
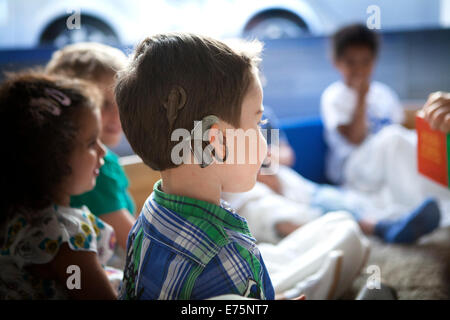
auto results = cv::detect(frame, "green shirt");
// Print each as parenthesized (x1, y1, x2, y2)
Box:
(70, 148, 135, 216)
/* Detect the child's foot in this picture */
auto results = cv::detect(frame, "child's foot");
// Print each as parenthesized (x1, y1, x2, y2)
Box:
(374, 198, 441, 243)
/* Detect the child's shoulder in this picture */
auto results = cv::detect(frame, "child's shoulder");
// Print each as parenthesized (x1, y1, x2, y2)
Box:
(97, 148, 130, 189)
(0, 206, 113, 299)
(1, 205, 115, 265)
(321, 80, 350, 101)
(370, 81, 398, 97)
(0, 206, 64, 265)
(138, 199, 225, 259)
(134, 195, 259, 265)
(101, 148, 124, 175)
(125, 203, 267, 300)
(325, 80, 348, 91)
(104, 147, 120, 163)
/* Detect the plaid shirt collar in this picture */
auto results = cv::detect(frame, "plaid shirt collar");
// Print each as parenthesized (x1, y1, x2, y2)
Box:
(152, 180, 252, 237)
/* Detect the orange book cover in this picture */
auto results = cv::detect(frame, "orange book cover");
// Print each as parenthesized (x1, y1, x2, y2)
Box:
(416, 115, 450, 188)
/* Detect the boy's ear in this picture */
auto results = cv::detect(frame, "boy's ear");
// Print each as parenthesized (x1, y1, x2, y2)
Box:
(208, 123, 219, 144)
(208, 123, 227, 162)
(208, 123, 224, 148)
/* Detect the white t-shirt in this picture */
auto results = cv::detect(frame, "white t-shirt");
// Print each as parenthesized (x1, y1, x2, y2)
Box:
(320, 81, 404, 184)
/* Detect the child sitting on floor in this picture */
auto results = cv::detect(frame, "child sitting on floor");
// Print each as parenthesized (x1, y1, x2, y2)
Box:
(224, 106, 440, 245)
(0, 73, 117, 299)
(319, 23, 442, 237)
(321, 23, 405, 185)
(115, 33, 275, 300)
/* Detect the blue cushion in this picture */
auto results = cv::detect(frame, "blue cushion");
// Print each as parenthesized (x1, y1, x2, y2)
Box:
(279, 117, 328, 184)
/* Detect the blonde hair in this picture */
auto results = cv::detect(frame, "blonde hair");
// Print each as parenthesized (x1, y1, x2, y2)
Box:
(46, 42, 127, 81)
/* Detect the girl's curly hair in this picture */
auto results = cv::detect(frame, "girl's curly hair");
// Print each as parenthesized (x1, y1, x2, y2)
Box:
(0, 72, 101, 222)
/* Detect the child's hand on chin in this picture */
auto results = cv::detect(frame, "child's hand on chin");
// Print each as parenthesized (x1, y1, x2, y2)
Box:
(350, 78, 369, 99)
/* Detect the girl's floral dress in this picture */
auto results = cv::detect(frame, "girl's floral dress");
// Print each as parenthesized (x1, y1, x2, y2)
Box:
(0, 205, 117, 299)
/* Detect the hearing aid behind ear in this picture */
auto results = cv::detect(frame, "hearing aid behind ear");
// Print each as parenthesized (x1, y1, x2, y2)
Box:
(190, 115, 228, 168)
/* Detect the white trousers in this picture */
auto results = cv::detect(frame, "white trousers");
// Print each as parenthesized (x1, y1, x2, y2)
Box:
(259, 211, 370, 299)
(223, 169, 370, 299)
(344, 124, 450, 225)
(223, 166, 322, 244)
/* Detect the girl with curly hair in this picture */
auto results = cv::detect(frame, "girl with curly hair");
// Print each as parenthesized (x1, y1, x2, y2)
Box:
(0, 72, 117, 299)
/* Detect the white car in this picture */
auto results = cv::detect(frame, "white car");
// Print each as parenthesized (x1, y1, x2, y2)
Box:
(0, 0, 445, 48)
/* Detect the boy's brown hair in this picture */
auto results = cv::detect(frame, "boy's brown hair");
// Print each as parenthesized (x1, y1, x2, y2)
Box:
(115, 33, 262, 171)
(332, 23, 380, 60)
(45, 42, 127, 82)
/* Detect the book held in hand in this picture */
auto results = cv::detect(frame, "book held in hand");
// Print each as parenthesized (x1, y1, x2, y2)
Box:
(416, 114, 450, 188)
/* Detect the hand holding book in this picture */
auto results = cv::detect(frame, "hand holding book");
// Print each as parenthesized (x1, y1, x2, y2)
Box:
(422, 91, 450, 133)
(417, 91, 450, 188)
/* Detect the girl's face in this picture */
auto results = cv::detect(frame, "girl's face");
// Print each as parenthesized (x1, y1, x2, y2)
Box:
(65, 108, 106, 197)
(99, 76, 122, 147)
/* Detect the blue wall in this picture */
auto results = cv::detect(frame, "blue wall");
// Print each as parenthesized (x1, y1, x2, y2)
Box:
(1, 28, 449, 159)
(261, 28, 450, 120)
(1, 28, 449, 122)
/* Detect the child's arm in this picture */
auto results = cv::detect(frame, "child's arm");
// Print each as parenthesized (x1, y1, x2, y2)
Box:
(337, 80, 370, 145)
(100, 209, 135, 250)
(45, 243, 117, 299)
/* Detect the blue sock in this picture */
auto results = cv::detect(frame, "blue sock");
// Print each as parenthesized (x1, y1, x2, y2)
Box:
(374, 198, 441, 244)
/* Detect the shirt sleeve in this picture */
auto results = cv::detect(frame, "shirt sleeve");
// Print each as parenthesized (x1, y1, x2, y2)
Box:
(4, 207, 115, 268)
(87, 173, 130, 215)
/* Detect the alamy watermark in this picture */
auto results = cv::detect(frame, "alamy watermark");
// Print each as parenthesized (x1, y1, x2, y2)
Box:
(66, 8, 81, 30)
(170, 120, 280, 175)
(365, 264, 381, 290)
(66, 265, 81, 290)
(367, 5, 381, 30)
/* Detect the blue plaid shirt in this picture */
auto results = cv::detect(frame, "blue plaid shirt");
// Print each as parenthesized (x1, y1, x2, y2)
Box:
(119, 180, 274, 300)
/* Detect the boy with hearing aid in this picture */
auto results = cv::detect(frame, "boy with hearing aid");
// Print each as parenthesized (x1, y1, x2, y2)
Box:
(115, 33, 275, 300)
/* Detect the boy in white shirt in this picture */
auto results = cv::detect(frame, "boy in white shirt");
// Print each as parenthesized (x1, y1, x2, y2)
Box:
(320, 24, 442, 242)
(321, 24, 405, 184)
